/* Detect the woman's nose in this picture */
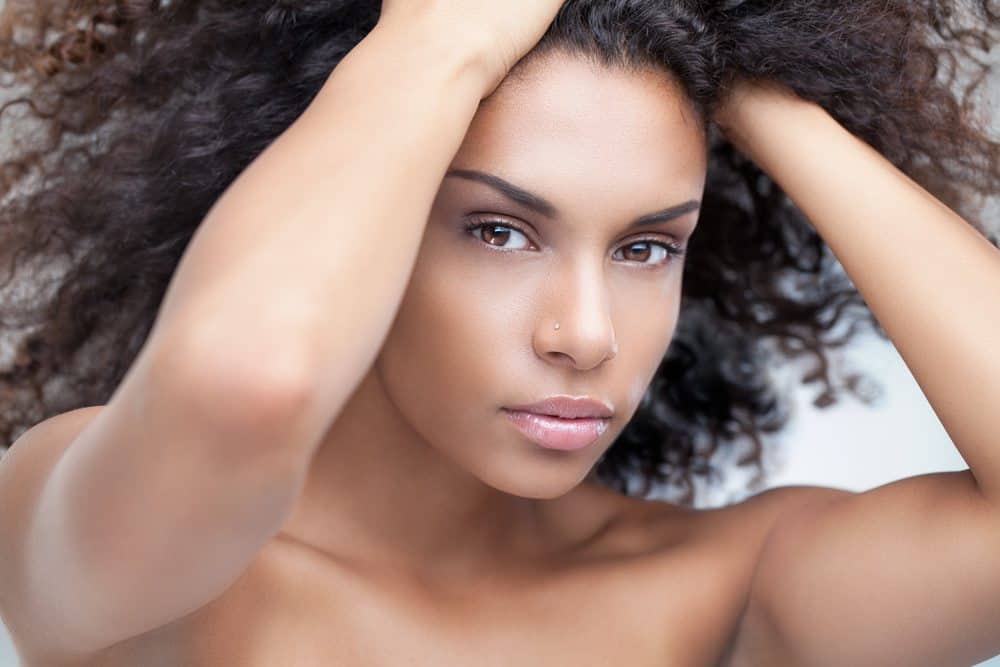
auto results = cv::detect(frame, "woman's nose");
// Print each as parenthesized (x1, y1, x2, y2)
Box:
(534, 271, 619, 370)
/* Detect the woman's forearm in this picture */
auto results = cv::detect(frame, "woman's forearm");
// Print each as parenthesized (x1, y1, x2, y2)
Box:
(151, 23, 488, 456)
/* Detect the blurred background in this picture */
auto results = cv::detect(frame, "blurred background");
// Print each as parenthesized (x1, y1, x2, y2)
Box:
(0, 2, 997, 665)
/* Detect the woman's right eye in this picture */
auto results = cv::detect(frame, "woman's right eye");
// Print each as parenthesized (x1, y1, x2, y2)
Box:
(464, 220, 535, 251)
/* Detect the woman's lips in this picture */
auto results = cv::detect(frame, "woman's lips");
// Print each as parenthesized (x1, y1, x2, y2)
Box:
(502, 409, 610, 451)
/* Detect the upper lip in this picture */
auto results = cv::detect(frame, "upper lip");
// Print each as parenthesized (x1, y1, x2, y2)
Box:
(504, 395, 614, 419)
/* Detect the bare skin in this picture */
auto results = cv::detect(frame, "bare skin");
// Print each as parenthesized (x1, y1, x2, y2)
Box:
(92, 490, 798, 667)
(8, 408, 828, 667)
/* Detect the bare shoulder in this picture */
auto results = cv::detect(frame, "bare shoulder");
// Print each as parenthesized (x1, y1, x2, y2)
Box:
(0, 405, 107, 664)
(611, 482, 855, 544)
(565, 484, 855, 665)
(0, 404, 108, 532)
(694, 484, 857, 665)
(0, 405, 107, 529)
(568, 481, 855, 559)
(672, 484, 858, 572)
(716, 484, 856, 540)
(2, 405, 106, 459)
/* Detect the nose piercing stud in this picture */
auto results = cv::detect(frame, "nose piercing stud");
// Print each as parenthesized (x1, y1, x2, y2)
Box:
(554, 322, 560, 330)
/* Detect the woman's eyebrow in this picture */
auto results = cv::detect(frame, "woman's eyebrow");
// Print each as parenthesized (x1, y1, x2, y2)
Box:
(444, 168, 700, 229)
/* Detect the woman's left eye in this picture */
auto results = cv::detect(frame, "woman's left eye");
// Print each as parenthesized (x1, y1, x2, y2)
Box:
(463, 219, 685, 267)
(611, 240, 686, 267)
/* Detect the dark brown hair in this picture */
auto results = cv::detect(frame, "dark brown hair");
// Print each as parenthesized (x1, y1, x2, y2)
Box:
(1, 0, 998, 506)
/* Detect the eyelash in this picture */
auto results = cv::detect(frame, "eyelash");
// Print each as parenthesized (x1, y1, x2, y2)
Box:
(463, 218, 687, 268)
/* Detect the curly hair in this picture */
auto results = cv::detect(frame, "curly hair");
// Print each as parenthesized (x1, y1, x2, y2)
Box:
(1, 0, 998, 507)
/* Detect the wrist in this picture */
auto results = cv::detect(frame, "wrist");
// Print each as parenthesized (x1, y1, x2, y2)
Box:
(301, 20, 490, 135)
(363, 18, 496, 101)
(715, 80, 824, 162)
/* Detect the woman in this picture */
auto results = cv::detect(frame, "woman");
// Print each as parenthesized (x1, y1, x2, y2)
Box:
(0, 0, 998, 664)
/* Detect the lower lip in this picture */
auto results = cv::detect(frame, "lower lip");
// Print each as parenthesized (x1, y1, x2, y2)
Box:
(502, 409, 610, 451)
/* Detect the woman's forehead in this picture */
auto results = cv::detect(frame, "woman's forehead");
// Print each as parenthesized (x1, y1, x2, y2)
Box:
(448, 54, 707, 225)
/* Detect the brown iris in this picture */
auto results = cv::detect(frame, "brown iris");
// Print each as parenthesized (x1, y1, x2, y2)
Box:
(621, 242, 652, 262)
(481, 225, 512, 247)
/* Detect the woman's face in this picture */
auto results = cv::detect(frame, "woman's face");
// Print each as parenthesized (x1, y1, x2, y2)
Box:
(373, 52, 708, 499)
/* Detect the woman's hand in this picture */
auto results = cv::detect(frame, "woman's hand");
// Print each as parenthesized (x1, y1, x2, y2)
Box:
(376, 0, 569, 96)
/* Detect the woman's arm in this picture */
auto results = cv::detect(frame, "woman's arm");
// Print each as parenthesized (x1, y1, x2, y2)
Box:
(718, 81, 1000, 666)
(151, 22, 490, 458)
